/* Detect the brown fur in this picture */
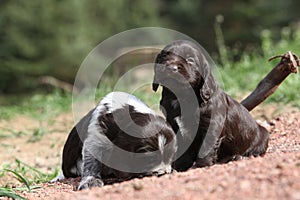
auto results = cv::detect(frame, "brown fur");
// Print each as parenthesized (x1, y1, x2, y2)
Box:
(153, 40, 269, 171)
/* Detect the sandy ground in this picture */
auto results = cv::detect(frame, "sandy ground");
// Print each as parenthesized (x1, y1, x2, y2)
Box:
(0, 104, 299, 200)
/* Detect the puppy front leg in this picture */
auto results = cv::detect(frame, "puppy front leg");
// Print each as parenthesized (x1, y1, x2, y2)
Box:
(78, 147, 104, 190)
(195, 132, 224, 167)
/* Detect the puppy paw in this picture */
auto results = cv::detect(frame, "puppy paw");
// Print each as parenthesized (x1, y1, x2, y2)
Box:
(78, 176, 104, 190)
(233, 155, 244, 161)
(194, 157, 215, 168)
(50, 172, 65, 183)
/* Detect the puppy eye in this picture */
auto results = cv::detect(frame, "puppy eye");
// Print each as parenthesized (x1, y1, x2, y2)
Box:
(186, 57, 195, 64)
(178, 64, 184, 69)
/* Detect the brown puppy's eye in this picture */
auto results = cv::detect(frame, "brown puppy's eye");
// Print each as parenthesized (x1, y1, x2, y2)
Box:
(186, 57, 195, 65)
(178, 64, 184, 69)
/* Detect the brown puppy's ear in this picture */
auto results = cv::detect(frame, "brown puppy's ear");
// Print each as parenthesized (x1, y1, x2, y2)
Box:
(152, 82, 159, 92)
(152, 52, 163, 92)
(152, 50, 167, 92)
(199, 62, 215, 101)
(199, 82, 211, 101)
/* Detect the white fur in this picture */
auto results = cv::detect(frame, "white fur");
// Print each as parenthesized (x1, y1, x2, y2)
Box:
(80, 175, 94, 184)
(78, 175, 104, 190)
(186, 57, 195, 65)
(83, 131, 113, 161)
(84, 92, 174, 175)
(87, 102, 105, 139)
(70, 159, 83, 176)
(87, 97, 114, 153)
(99, 92, 153, 114)
(174, 116, 186, 136)
(85, 104, 114, 163)
(151, 134, 173, 175)
(50, 172, 65, 182)
(158, 134, 167, 153)
(151, 162, 172, 175)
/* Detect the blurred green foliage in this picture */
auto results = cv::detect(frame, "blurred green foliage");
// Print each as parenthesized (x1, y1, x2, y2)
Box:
(219, 26, 300, 107)
(0, 90, 71, 120)
(0, 0, 163, 93)
(0, 0, 300, 94)
(160, 0, 300, 52)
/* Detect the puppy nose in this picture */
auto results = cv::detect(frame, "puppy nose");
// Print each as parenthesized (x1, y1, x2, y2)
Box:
(170, 65, 178, 71)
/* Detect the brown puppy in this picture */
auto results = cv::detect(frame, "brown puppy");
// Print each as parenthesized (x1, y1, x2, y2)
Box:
(153, 40, 269, 171)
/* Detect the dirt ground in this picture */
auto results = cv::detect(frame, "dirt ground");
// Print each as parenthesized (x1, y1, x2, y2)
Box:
(0, 104, 300, 200)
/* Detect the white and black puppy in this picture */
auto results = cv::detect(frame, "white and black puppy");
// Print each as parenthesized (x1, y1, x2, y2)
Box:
(153, 40, 269, 171)
(54, 92, 177, 190)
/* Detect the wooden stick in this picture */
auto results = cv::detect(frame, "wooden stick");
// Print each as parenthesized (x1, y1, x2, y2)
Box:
(240, 51, 300, 111)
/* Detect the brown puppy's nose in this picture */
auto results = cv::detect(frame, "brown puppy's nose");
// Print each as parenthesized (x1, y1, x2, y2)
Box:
(170, 65, 178, 72)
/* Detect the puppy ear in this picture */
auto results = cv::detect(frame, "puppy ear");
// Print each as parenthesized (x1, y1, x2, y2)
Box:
(152, 50, 167, 92)
(199, 61, 215, 101)
(200, 82, 211, 101)
(152, 82, 159, 92)
(152, 52, 163, 92)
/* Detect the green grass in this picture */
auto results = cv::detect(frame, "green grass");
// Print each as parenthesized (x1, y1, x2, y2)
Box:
(0, 159, 59, 199)
(215, 25, 300, 107)
(1, 26, 299, 123)
(0, 159, 59, 185)
(0, 90, 72, 141)
(0, 24, 299, 199)
(0, 90, 72, 121)
(0, 187, 26, 200)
